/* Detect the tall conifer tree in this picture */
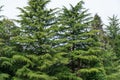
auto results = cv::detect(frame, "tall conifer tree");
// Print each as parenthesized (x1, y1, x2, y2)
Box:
(106, 15, 120, 58)
(105, 15, 120, 80)
(54, 1, 107, 80)
(12, 0, 68, 80)
(0, 6, 21, 79)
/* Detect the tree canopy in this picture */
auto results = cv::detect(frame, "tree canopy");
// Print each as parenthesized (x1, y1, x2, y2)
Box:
(0, 0, 120, 80)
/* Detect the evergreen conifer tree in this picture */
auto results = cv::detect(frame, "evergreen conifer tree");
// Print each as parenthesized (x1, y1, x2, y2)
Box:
(54, 1, 107, 80)
(91, 14, 119, 80)
(12, 0, 68, 80)
(105, 15, 120, 80)
(106, 15, 120, 58)
(0, 19, 20, 79)
(1, 1, 120, 80)
(0, 6, 21, 79)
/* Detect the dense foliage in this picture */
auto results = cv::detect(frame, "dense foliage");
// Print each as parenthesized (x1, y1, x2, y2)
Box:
(0, 0, 120, 80)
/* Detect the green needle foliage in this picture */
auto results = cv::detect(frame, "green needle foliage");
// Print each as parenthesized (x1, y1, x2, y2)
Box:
(0, 1, 120, 80)
(91, 14, 118, 80)
(106, 15, 120, 58)
(53, 1, 106, 80)
(11, 0, 69, 80)
(16, 0, 56, 54)
(0, 17, 20, 79)
(105, 15, 120, 80)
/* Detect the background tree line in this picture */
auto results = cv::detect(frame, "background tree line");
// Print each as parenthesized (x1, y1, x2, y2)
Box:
(0, 0, 120, 80)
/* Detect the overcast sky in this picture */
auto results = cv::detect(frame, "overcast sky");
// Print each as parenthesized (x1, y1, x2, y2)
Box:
(0, 0, 120, 24)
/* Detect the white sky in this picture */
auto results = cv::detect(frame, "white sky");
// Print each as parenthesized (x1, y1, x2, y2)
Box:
(0, 0, 120, 24)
